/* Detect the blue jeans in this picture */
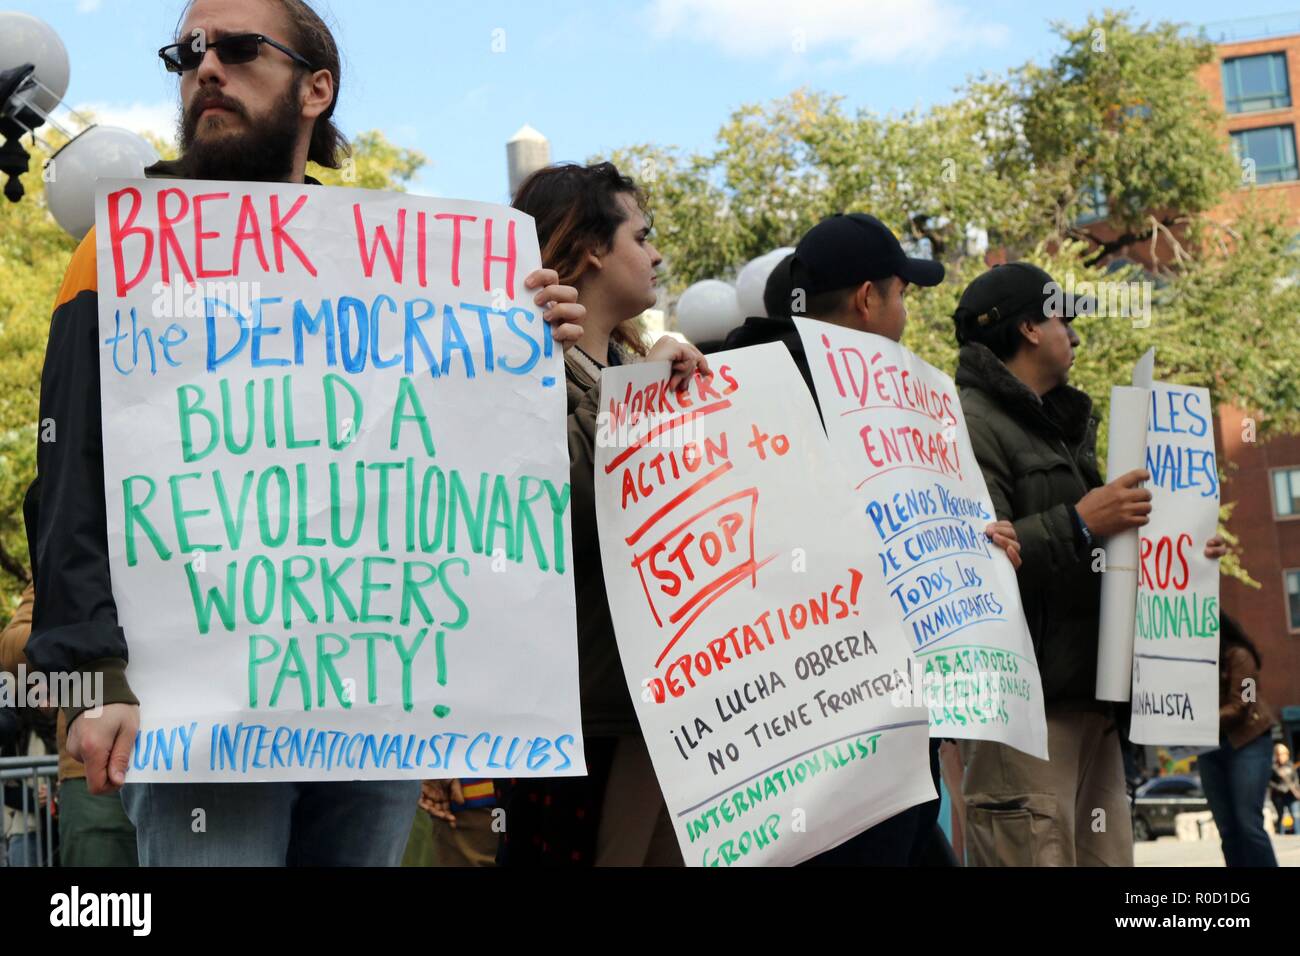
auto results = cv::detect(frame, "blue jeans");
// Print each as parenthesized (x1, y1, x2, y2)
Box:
(1199, 733, 1277, 867)
(121, 780, 419, 867)
(6, 831, 43, 866)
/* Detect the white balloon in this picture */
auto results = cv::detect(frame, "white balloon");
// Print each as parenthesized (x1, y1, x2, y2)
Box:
(0, 12, 70, 118)
(735, 246, 796, 318)
(46, 126, 160, 240)
(675, 280, 743, 343)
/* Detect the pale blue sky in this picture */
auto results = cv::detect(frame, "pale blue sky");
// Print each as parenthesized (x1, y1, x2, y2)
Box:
(9, 1, 1297, 201)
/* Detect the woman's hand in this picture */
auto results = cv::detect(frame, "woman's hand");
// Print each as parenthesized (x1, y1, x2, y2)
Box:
(647, 336, 710, 390)
(1204, 535, 1228, 560)
(525, 269, 584, 351)
(985, 520, 1021, 570)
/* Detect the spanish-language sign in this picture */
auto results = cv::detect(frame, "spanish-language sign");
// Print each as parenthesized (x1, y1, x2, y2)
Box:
(593, 344, 934, 867)
(793, 319, 1048, 759)
(1128, 371, 1220, 746)
(94, 179, 584, 782)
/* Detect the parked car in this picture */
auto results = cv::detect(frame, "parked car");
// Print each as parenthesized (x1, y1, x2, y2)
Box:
(1132, 774, 1208, 841)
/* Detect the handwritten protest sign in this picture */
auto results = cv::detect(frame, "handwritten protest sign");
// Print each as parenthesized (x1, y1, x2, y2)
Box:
(94, 179, 584, 782)
(593, 344, 934, 867)
(794, 319, 1048, 759)
(1128, 378, 1220, 746)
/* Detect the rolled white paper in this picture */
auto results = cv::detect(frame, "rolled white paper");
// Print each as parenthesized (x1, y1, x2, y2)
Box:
(1132, 348, 1155, 389)
(1095, 384, 1151, 701)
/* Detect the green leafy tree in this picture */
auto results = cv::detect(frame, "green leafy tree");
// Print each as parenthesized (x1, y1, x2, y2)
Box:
(596, 9, 1299, 586)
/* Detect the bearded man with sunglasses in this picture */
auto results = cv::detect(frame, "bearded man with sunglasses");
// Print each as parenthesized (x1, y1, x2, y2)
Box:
(27, 0, 584, 867)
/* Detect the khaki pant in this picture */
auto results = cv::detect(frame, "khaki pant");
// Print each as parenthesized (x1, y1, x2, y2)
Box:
(959, 709, 1133, 867)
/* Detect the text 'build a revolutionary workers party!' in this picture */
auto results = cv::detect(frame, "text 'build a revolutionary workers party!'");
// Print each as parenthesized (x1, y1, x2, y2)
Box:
(94, 179, 585, 782)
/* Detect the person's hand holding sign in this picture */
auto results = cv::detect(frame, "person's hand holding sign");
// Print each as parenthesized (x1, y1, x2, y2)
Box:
(1075, 468, 1153, 537)
(984, 520, 1022, 570)
(1204, 535, 1228, 559)
(647, 336, 710, 391)
(527, 269, 585, 351)
(67, 702, 139, 796)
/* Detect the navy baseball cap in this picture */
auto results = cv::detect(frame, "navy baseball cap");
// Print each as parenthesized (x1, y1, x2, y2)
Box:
(790, 213, 945, 297)
(954, 261, 1096, 333)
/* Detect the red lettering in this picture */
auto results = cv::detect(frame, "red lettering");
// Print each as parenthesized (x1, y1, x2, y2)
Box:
(665, 533, 697, 584)
(823, 334, 848, 398)
(648, 545, 682, 598)
(416, 211, 428, 287)
(1139, 536, 1155, 590)
(435, 213, 477, 287)
(270, 194, 317, 276)
(620, 468, 637, 509)
(1155, 536, 1172, 589)
(860, 425, 884, 468)
(231, 194, 269, 274)
(482, 217, 516, 298)
(695, 370, 722, 402)
(1141, 534, 1194, 591)
(157, 188, 195, 287)
(107, 187, 152, 297)
(192, 192, 232, 278)
(353, 203, 405, 282)
(1173, 533, 1193, 591)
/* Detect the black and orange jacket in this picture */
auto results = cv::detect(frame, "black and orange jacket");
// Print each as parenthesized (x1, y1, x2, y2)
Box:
(25, 227, 139, 723)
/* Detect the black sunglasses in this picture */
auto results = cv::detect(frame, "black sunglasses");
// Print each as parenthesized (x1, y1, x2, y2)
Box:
(158, 33, 315, 74)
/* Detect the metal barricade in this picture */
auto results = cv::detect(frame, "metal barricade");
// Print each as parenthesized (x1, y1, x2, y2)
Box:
(0, 754, 59, 867)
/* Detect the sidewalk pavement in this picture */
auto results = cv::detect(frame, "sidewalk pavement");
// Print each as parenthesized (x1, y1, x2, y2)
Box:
(1135, 832, 1300, 866)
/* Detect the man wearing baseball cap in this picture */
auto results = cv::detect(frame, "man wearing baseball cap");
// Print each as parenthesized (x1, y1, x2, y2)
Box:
(726, 214, 1020, 866)
(725, 213, 946, 390)
(951, 262, 1227, 866)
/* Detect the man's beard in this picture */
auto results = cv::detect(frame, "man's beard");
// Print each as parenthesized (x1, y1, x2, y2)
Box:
(175, 84, 301, 182)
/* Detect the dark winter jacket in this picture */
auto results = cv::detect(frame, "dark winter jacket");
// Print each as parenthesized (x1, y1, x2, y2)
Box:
(954, 343, 1105, 708)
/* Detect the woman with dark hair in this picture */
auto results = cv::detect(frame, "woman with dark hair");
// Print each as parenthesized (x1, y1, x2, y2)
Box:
(1199, 614, 1278, 866)
(513, 161, 705, 381)
(427, 162, 708, 866)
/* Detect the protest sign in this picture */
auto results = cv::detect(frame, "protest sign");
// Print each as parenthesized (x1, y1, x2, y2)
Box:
(94, 179, 585, 782)
(1128, 376, 1220, 746)
(794, 319, 1048, 759)
(593, 344, 934, 867)
(1096, 385, 1151, 701)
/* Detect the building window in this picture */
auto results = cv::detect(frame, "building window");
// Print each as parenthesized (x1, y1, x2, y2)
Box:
(1275, 467, 1300, 518)
(1232, 125, 1300, 184)
(1288, 570, 1300, 632)
(1223, 52, 1292, 113)
(1074, 176, 1110, 226)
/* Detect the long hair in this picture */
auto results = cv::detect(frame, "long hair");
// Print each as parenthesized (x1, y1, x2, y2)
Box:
(512, 161, 651, 357)
(1220, 612, 1262, 669)
(176, 0, 349, 168)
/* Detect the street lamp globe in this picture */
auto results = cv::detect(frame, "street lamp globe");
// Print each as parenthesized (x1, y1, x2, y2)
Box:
(45, 126, 160, 239)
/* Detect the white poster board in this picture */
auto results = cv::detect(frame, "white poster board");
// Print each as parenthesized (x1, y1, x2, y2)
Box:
(794, 319, 1048, 759)
(1128, 378, 1221, 746)
(95, 179, 585, 781)
(593, 344, 934, 867)
(1095, 385, 1151, 701)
